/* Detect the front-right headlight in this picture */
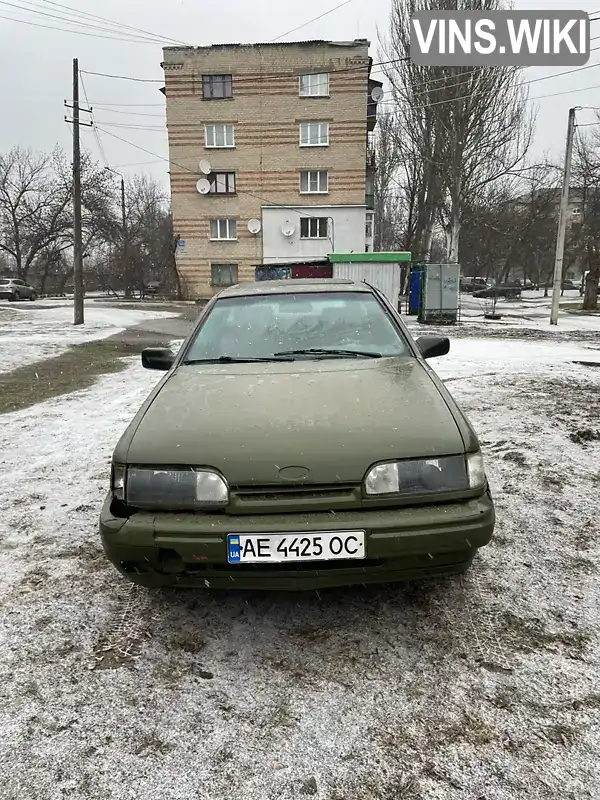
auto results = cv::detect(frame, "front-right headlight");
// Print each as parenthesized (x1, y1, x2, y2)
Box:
(363, 452, 487, 497)
(466, 452, 486, 489)
(363, 456, 469, 496)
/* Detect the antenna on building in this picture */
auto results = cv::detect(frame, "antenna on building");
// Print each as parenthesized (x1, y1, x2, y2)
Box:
(198, 159, 212, 175)
(281, 220, 295, 237)
(371, 86, 384, 102)
(248, 219, 262, 234)
(196, 178, 211, 194)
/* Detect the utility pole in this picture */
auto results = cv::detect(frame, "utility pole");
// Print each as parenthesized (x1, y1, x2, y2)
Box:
(72, 57, 84, 325)
(550, 107, 577, 326)
(120, 176, 131, 297)
(105, 168, 128, 296)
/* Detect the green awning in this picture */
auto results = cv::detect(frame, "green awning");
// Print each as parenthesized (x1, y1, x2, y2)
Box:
(329, 252, 412, 263)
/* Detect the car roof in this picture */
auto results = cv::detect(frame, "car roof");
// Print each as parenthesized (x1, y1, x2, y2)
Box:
(217, 279, 372, 298)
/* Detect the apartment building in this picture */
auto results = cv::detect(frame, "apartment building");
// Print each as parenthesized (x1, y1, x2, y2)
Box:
(161, 39, 380, 298)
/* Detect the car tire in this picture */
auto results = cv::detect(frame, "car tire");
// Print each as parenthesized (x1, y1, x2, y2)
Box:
(29, 292, 37, 301)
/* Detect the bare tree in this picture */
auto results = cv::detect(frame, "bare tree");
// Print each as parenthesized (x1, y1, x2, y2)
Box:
(373, 112, 403, 251)
(382, 0, 533, 263)
(566, 131, 600, 310)
(0, 147, 70, 280)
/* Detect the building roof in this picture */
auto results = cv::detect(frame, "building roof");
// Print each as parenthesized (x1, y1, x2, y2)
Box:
(163, 38, 370, 52)
(217, 279, 370, 297)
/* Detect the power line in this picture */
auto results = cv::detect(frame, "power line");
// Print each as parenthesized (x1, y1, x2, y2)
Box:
(88, 102, 165, 108)
(0, 0, 167, 42)
(88, 107, 166, 118)
(81, 69, 164, 83)
(80, 71, 110, 168)
(80, 55, 411, 86)
(415, 51, 600, 100)
(0, 11, 163, 42)
(41, 0, 189, 45)
(94, 120, 167, 131)
(270, 0, 354, 42)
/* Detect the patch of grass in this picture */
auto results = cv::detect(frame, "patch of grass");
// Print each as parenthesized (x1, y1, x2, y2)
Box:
(503, 450, 528, 467)
(0, 340, 146, 414)
(569, 428, 600, 445)
(501, 611, 590, 659)
(564, 555, 597, 575)
(134, 731, 175, 756)
(170, 630, 206, 654)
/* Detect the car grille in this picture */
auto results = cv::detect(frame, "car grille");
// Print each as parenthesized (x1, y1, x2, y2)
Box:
(228, 483, 362, 515)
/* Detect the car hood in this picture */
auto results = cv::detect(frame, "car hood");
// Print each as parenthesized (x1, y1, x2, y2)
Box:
(123, 358, 466, 484)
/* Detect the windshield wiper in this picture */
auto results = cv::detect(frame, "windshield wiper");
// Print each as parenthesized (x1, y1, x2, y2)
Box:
(273, 348, 383, 359)
(182, 355, 295, 364)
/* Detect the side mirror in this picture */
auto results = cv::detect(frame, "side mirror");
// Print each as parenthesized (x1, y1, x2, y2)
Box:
(141, 347, 174, 371)
(416, 336, 450, 359)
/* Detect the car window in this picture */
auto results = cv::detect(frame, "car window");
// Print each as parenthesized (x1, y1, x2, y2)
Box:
(183, 291, 409, 361)
(13, 279, 24, 285)
(0, 279, 10, 285)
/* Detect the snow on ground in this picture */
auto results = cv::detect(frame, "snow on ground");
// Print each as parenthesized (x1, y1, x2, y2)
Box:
(0, 299, 179, 374)
(1, 335, 600, 799)
(456, 290, 600, 333)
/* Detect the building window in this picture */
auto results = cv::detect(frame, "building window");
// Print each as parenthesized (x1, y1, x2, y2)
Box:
(299, 73, 329, 97)
(211, 263, 238, 286)
(210, 219, 237, 240)
(300, 217, 328, 239)
(300, 170, 328, 194)
(365, 213, 374, 239)
(202, 74, 233, 99)
(572, 206, 581, 216)
(208, 172, 236, 194)
(299, 122, 329, 147)
(205, 124, 235, 148)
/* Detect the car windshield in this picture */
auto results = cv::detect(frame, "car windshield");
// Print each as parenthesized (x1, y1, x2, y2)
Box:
(183, 291, 408, 361)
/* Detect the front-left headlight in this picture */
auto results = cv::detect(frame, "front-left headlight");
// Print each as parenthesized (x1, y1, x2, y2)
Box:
(363, 454, 483, 497)
(125, 467, 229, 510)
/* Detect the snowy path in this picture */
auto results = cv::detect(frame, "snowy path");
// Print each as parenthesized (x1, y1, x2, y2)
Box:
(1, 338, 599, 799)
(0, 300, 179, 374)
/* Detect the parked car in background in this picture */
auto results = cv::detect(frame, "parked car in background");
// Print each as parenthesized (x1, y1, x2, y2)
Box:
(100, 279, 495, 590)
(472, 283, 522, 300)
(142, 281, 162, 298)
(0, 277, 37, 301)
(562, 279, 578, 291)
(460, 276, 488, 293)
(579, 271, 600, 295)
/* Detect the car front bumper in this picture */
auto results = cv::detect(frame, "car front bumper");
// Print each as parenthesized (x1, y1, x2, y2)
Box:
(98, 491, 495, 590)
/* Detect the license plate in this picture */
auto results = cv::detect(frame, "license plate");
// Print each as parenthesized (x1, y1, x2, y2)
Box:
(227, 531, 366, 564)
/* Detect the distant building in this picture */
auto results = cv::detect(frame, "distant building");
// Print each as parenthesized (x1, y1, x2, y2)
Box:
(161, 39, 381, 298)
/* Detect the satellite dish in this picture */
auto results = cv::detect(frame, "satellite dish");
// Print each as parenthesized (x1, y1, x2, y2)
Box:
(248, 219, 261, 234)
(199, 159, 212, 175)
(196, 178, 211, 195)
(281, 220, 295, 237)
(371, 86, 384, 102)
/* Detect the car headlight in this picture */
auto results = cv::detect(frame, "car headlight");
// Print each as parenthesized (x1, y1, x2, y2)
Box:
(124, 467, 229, 510)
(363, 454, 485, 496)
(466, 452, 486, 489)
(111, 463, 126, 500)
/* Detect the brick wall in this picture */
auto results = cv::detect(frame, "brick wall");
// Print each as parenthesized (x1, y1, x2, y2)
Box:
(162, 40, 370, 297)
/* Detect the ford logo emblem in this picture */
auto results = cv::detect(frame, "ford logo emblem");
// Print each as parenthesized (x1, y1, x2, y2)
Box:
(278, 466, 310, 481)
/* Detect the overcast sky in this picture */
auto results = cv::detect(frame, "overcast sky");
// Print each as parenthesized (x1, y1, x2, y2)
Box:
(1, 0, 600, 188)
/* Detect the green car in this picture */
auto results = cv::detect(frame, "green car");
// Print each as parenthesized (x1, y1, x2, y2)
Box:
(99, 279, 494, 590)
